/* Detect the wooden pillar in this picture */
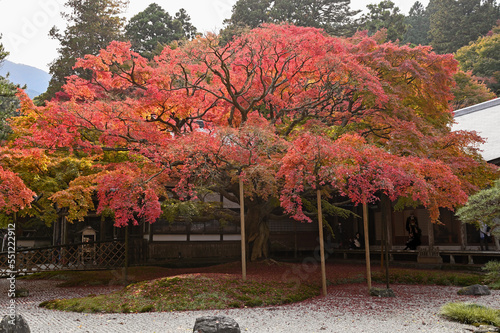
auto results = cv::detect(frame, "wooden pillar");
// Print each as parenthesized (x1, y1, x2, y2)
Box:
(61, 216, 68, 265)
(427, 215, 435, 248)
(384, 197, 393, 249)
(148, 220, 153, 243)
(53, 217, 60, 245)
(381, 195, 390, 288)
(317, 189, 327, 296)
(124, 225, 129, 283)
(293, 220, 298, 259)
(460, 223, 467, 250)
(363, 202, 372, 290)
(100, 218, 106, 241)
(239, 177, 247, 281)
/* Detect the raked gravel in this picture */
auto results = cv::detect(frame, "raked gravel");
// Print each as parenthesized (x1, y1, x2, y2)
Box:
(1, 278, 499, 333)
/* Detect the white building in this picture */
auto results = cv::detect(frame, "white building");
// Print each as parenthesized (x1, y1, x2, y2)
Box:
(452, 98, 500, 165)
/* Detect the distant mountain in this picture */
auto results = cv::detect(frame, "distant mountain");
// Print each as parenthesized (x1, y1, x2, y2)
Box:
(0, 60, 51, 98)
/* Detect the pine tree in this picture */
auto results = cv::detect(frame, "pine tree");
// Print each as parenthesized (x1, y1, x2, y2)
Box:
(125, 4, 197, 59)
(403, 1, 430, 46)
(429, 0, 500, 54)
(356, 0, 407, 42)
(221, 0, 360, 40)
(0, 36, 23, 141)
(40, 0, 128, 102)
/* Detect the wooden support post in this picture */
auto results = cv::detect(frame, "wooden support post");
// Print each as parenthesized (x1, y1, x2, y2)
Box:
(124, 225, 129, 284)
(380, 234, 384, 269)
(61, 216, 67, 264)
(363, 202, 372, 290)
(317, 189, 327, 296)
(239, 177, 247, 281)
(427, 215, 435, 248)
(460, 223, 467, 250)
(381, 194, 390, 289)
(100, 217, 106, 241)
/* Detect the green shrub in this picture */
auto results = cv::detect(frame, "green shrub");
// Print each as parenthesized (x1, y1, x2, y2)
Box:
(39, 275, 319, 313)
(483, 261, 500, 290)
(434, 275, 453, 286)
(440, 302, 500, 327)
(372, 269, 482, 286)
(139, 304, 154, 313)
(244, 298, 263, 307)
(452, 274, 483, 287)
(228, 301, 242, 308)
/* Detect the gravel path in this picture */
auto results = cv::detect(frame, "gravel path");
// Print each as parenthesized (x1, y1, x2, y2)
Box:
(1, 279, 499, 333)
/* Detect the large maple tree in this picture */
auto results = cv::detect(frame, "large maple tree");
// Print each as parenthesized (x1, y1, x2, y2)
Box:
(8, 24, 498, 260)
(0, 164, 34, 215)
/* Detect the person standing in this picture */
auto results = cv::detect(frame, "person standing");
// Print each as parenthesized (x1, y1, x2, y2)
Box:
(480, 222, 491, 251)
(406, 213, 418, 233)
(404, 213, 421, 250)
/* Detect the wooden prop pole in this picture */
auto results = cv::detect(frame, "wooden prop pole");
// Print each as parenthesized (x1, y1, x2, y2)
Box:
(317, 189, 327, 296)
(239, 177, 247, 281)
(363, 202, 372, 290)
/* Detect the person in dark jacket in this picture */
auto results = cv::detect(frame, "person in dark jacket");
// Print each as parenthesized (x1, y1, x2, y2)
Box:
(404, 213, 421, 250)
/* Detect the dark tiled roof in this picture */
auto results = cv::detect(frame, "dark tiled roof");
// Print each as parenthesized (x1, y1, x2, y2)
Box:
(454, 98, 500, 117)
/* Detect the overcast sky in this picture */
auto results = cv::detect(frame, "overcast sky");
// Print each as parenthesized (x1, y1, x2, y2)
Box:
(0, 0, 427, 72)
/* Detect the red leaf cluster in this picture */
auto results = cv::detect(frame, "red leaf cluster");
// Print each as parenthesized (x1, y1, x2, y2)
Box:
(6, 24, 497, 225)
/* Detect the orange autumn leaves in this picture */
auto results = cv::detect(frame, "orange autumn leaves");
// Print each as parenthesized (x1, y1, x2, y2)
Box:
(4, 24, 497, 225)
(278, 132, 468, 223)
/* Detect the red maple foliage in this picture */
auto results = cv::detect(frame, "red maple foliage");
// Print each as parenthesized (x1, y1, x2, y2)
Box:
(0, 164, 35, 213)
(6, 25, 497, 258)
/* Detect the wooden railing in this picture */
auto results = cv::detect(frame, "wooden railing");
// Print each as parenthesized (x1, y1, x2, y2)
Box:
(332, 247, 500, 265)
(0, 240, 125, 277)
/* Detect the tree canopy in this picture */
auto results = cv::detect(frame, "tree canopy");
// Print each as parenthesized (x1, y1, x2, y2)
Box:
(403, 1, 430, 46)
(125, 4, 198, 59)
(450, 70, 497, 110)
(40, 0, 128, 102)
(356, 0, 407, 42)
(455, 23, 500, 95)
(0, 36, 23, 141)
(0, 38, 35, 219)
(456, 179, 500, 236)
(6, 24, 498, 259)
(428, 0, 500, 54)
(222, 0, 360, 39)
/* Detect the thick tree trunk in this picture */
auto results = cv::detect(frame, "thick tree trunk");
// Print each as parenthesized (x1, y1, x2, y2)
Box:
(245, 201, 274, 261)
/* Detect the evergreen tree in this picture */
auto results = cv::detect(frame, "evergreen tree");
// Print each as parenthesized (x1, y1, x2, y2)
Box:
(271, 0, 360, 35)
(0, 37, 7, 62)
(403, 1, 430, 46)
(174, 9, 198, 41)
(356, 0, 407, 42)
(224, 0, 273, 29)
(456, 178, 500, 235)
(222, 0, 360, 40)
(40, 0, 128, 102)
(0, 36, 22, 141)
(429, 0, 500, 54)
(125, 4, 197, 59)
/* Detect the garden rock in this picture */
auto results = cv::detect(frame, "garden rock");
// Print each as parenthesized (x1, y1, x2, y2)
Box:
(369, 287, 395, 297)
(14, 289, 29, 298)
(475, 325, 499, 333)
(193, 316, 240, 333)
(0, 314, 31, 333)
(457, 284, 491, 296)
